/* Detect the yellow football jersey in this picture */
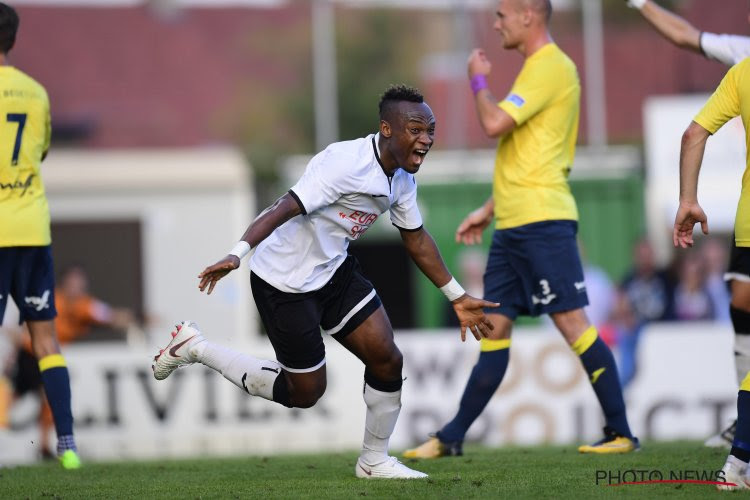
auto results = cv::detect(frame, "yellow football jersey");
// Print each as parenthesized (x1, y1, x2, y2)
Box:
(694, 57, 750, 247)
(0, 66, 51, 247)
(494, 43, 580, 230)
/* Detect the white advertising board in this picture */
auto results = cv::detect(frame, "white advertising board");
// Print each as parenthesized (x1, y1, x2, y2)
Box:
(0, 323, 736, 465)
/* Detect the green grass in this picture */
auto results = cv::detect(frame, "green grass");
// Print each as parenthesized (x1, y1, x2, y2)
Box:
(1, 441, 732, 499)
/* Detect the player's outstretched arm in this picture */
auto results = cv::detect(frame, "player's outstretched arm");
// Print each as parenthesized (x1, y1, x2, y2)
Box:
(399, 227, 499, 341)
(673, 121, 710, 248)
(456, 197, 494, 245)
(628, 0, 701, 53)
(198, 193, 302, 294)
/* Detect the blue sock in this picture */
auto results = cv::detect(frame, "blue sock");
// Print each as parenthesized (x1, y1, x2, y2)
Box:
(731, 385, 750, 462)
(438, 339, 510, 443)
(574, 327, 633, 439)
(38, 354, 76, 453)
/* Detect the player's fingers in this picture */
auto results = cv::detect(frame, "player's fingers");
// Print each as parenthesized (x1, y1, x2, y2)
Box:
(701, 220, 709, 235)
(482, 317, 495, 331)
(207, 279, 217, 295)
(471, 325, 481, 341)
(460, 325, 467, 342)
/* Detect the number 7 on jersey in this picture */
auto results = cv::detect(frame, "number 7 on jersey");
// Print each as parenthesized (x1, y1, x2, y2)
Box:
(7, 112, 26, 166)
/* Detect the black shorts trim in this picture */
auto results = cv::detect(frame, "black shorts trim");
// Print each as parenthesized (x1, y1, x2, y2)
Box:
(329, 293, 382, 340)
(288, 189, 307, 215)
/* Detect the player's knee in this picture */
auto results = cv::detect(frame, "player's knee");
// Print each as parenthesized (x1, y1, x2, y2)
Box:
(376, 347, 403, 380)
(288, 377, 327, 409)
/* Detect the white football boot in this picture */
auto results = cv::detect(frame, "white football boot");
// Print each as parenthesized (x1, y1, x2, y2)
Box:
(717, 456, 749, 491)
(152, 321, 206, 380)
(355, 456, 428, 479)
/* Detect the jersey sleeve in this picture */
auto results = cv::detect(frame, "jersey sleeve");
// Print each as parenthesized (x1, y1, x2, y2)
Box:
(497, 62, 556, 127)
(694, 62, 741, 134)
(700, 32, 750, 67)
(389, 173, 423, 231)
(289, 148, 362, 215)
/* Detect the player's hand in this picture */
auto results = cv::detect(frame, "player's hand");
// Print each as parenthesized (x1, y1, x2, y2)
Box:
(198, 255, 241, 295)
(456, 206, 493, 245)
(467, 48, 492, 78)
(673, 200, 708, 248)
(452, 295, 500, 342)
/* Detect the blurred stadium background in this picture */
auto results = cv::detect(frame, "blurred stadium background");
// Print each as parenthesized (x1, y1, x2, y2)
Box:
(0, 0, 744, 465)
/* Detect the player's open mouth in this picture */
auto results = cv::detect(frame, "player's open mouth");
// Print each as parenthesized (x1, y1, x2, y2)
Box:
(412, 148, 429, 165)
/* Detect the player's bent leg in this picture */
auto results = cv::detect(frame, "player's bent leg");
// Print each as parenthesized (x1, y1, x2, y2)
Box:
(152, 320, 325, 408)
(552, 309, 638, 454)
(27, 320, 80, 469)
(405, 313, 513, 459)
(337, 306, 426, 479)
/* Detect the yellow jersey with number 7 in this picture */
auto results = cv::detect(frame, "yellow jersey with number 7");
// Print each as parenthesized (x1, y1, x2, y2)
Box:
(0, 66, 51, 247)
(694, 57, 750, 247)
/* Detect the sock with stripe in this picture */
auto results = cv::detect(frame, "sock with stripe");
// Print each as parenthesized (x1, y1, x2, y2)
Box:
(194, 342, 291, 407)
(731, 376, 750, 462)
(438, 339, 510, 444)
(573, 326, 633, 438)
(360, 371, 402, 466)
(38, 354, 77, 454)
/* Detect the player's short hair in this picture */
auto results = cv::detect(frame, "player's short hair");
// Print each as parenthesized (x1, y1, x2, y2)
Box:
(378, 84, 424, 120)
(525, 0, 552, 22)
(0, 3, 19, 54)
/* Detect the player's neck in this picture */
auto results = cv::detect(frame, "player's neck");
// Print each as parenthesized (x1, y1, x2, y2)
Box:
(519, 30, 552, 58)
(376, 136, 398, 177)
(0, 53, 7, 66)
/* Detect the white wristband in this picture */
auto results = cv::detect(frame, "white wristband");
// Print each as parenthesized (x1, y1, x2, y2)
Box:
(626, 0, 646, 9)
(229, 241, 251, 260)
(440, 277, 466, 302)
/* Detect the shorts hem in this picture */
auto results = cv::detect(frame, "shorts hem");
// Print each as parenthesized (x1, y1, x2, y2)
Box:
(323, 289, 377, 336)
(726, 272, 750, 283)
(278, 358, 326, 374)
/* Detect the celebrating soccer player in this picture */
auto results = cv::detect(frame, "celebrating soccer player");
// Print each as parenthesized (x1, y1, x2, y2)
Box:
(152, 85, 498, 479)
(405, 0, 638, 459)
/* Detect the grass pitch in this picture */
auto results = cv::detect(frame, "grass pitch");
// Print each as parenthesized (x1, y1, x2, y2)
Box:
(2, 441, 731, 499)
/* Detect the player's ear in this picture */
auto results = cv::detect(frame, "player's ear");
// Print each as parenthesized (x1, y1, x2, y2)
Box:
(379, 119, 392, 138)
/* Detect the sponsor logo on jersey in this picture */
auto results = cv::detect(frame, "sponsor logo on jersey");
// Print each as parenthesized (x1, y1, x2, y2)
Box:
(338, 210, 379, 239)
(506, 93, 525, 107)
(0, 173, 35, 197)
(24, 289, 50, 311)
(574, 281, 586, 292)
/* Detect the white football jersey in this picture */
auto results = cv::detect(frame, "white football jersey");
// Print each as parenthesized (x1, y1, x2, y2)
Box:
(700, 32, 750, 66)
(250, 133, 423, 293)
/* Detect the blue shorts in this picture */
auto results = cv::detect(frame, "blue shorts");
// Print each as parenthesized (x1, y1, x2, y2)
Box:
(0, 246, 57, 325)
(483, 220, 588, 319)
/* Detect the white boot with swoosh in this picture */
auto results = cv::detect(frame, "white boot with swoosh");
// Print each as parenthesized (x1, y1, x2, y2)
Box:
(152, 321, 206, 380)
(355, 456, 428, 479)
